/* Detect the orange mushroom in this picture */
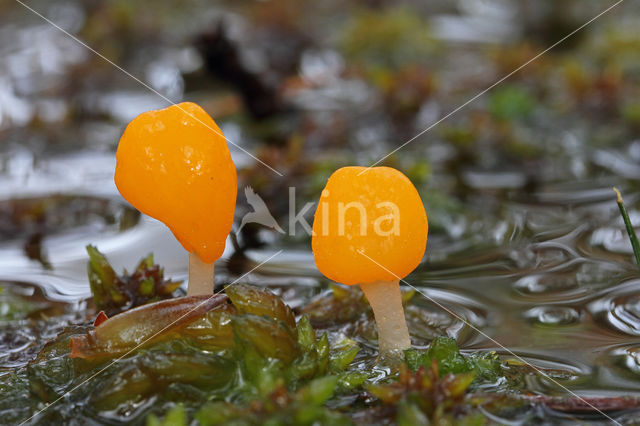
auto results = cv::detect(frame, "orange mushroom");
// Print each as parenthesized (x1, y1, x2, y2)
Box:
(115, 102, 237, 296)
(312, 166, 428, 355)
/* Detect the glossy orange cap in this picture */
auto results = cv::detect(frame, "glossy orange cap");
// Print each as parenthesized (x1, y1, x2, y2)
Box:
(312, 166, 428, 285)
(115, 102, 237, 263)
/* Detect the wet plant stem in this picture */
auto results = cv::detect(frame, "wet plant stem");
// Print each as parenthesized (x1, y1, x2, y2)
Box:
(614, 188, 640, 270)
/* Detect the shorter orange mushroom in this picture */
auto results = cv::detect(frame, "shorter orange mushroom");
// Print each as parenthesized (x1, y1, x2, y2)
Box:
(115, 102, 237, 296)
(312, 166, 428, 355)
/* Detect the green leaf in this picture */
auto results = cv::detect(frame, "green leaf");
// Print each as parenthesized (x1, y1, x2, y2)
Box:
(367, 383, 404, 404)
(405, 337, 502, 382)
(329, 337, 359, 371)
(405, 337, 470, 376)
(426, 337, 470, 375)
(336, 371, 368, 391)
(442, 372, 476, 398)
(182, 304, 237, 350)
(405, 348, 425, 372)
(233, 314, 299, 363)
(397, 401, 430, 426)
(86, 245, 123, 308)
(136, 253, 155, 272)
(298, 376, 338, 405)
(195, 402, 248, 426)
(227, 284, 296, 329)
(467, 351, 501, 381)
(138, 277, 155, 297)
(142, 353, 235, 390)
(297, 315, 315, 352)
(164, 404, 187, 426)
(317, 333, 330, 360)
(316, 333, 330, 373)
(86, 245, 118, 286)
(287, 351, 318, 382)
(158, 280, 182, 295)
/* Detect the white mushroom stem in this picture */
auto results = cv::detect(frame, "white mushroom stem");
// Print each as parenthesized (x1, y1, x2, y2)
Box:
(187, 252, 215, 296)
(360, 280, 411, 355)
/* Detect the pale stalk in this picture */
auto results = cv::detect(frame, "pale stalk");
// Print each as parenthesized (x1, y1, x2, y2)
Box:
(187, 252, 215, 296)
(360, 280, 411, 355)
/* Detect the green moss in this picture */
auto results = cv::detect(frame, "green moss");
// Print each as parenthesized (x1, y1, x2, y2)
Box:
(367, 359, 478, 424)
(227, 284, 296, 329)
(405, 337, 501, 381)
(194, 377, 352, 425)
(489, 86, 535, 121)
(147, 404, 187, 426)
(86, 245, 183, 315)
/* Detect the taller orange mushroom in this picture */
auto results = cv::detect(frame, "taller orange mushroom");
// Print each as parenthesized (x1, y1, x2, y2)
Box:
(312, 166, 428, 355)
(115, 102, 237, 296)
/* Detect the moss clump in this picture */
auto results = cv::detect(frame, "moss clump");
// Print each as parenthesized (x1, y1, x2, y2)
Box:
(87, 245, 182, 315)
(404, 336, 502, 381)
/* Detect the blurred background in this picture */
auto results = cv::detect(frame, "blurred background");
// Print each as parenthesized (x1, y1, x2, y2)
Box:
(2, 0, 640, 415)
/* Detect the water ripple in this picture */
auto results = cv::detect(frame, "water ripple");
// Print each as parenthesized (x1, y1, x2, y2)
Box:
(588, 279, 640, 336)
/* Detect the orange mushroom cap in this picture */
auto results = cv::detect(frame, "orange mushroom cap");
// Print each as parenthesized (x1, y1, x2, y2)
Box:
(312, 166, 428, 285)
(115, 102, 237, 263)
